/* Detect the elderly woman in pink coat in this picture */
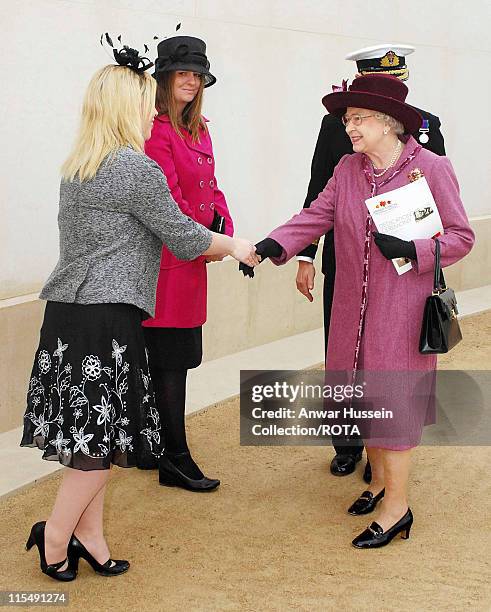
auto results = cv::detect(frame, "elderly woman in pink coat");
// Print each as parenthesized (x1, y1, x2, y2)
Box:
(241, 74, 474, 548)
(141, 36, 233, 491)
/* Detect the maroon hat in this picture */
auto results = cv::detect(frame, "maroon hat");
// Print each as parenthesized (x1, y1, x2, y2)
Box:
(322, 74, 422, 134)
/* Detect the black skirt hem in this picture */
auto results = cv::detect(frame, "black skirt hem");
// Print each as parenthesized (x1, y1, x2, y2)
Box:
(20, 438, 161, 472)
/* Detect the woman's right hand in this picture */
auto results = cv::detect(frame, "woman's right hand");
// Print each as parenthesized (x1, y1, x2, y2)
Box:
(231, 238, 261, 267)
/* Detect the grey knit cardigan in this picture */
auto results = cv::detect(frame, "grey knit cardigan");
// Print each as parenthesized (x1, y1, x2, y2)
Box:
(40, 147, 212, 317)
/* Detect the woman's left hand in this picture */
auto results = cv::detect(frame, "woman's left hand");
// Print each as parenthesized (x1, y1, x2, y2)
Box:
(372, 232, 417, 261)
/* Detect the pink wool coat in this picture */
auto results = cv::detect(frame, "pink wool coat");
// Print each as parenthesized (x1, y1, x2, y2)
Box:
(269, 137, 475, 374)
(269, 137, 474, 447)
(143, 115, 234, 328)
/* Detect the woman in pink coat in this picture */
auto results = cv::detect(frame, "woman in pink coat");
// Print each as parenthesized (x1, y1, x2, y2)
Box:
(141, 36, 233, 491)
(241, 75, 474, 548)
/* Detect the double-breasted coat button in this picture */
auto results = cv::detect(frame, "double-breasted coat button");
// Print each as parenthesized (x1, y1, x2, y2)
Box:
(197, 156, 203, 164)
(209, 202, 215, 210)
(207, 157, 213, 164)
(199, 180, 205, 188)
(199, 203, 205, 211)
(209, 179, 215, 188)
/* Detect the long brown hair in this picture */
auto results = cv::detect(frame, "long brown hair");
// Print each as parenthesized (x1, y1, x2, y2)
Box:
(155, 71, 206, 142)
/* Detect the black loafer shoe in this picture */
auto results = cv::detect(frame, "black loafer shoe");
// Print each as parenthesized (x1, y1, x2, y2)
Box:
(352, 509, 413, 549)
(363, 460, 372, 484)
(330, 452, 363, 476)
(348, 488, 385, 515)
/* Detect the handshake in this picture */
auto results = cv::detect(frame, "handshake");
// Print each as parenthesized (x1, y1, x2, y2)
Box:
(205, 231, 282, 275)
(231, 232, 415, 285)
(238, 238, 283, 278)
(210, 235, 282, 278)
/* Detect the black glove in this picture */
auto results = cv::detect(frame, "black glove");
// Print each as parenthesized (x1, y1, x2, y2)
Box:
(239, 238, 283, 278)
(372, 232, 417, 261)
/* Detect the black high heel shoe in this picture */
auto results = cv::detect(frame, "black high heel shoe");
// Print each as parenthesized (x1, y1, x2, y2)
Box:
(352, 508, 413, 549)
(25, 522, 77, 582)
(68, 535, 130, 577)
(348, 488, 385, 515)
(159, 451, 220, 492)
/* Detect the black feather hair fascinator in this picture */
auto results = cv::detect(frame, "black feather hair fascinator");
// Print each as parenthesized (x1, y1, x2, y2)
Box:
(100, 33, 154, 74)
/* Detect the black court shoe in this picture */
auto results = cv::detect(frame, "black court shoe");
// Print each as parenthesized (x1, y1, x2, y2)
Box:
(348, 489, 385, 515)
(159, 451, 220, 492)
(68, 535, 130, 576)
(363, 460, 372, 484)
(330, 451, 363, 476)
(352, 508, 413, 549)
(25, 522, 77, 582)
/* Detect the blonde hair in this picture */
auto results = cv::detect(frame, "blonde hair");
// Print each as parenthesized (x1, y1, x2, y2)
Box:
(61, 65, 156, 182)
(155, 71, 206, 142)
(375, 113, 405, 135)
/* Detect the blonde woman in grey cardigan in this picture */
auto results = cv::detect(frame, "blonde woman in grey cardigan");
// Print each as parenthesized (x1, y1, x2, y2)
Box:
(21, 55, 258, 582)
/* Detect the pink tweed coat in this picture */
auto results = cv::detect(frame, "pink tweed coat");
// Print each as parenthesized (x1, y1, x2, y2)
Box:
(269, 137, 474, 374)
(268, 137, 474, 447)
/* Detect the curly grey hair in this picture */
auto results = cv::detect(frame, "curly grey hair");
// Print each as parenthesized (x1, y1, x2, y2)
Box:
(375, 113, 405, 135)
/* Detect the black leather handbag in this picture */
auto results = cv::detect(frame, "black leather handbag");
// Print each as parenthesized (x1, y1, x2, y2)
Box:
(419, 239, 462, 354)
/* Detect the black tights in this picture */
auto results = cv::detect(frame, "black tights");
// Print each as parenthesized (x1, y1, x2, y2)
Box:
(151, 368, 204, 479)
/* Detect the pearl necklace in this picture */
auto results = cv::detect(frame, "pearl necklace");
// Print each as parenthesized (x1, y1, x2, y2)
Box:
(372, 140, 402, 178)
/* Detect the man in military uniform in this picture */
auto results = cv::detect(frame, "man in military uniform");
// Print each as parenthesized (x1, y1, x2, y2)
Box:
(295, 44, 446, 483)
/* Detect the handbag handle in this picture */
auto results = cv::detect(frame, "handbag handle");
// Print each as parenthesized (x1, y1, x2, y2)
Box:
(433, 238, 447, 294)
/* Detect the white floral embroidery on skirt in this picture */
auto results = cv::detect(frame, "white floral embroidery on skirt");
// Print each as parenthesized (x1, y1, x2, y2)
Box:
(23, 336, 162, 469)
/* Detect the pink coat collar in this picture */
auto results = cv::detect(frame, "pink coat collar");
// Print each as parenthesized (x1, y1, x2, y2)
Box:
(155, 114, 211, 155)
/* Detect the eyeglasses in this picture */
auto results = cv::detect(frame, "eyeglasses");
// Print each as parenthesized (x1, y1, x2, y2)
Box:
(341, 113, 377, 127)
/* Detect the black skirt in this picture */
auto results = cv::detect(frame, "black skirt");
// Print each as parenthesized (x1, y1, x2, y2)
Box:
(21, 301, 164, 471)
(143, 326, 203, 370)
